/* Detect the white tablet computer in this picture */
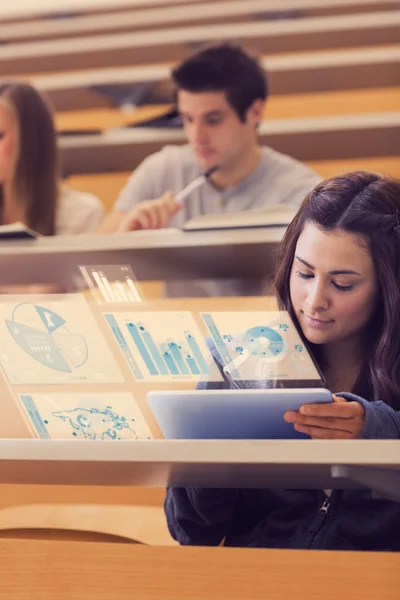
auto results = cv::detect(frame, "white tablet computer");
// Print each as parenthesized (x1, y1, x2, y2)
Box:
(146, 388, 332, 440)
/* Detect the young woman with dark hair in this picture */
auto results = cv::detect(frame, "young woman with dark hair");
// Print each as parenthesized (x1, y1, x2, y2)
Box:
(165, 171, 400, 551)
(275, 170, 400, 411)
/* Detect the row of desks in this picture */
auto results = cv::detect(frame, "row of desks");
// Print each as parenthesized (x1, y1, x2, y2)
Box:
(59, 112, 400, 174)
(0, 3, 398, 595)
(1, 438, 394, 597)
(3, 0, 400, 44)
(0, 226, 285, 284)
(1, 11, 400, 74)
(28, 45, 400, 110)
(0, 0, 252, 22)
(54, 87, 400, 132)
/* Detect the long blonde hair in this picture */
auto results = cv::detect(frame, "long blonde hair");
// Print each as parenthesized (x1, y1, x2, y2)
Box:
(0, 82, 58, 235)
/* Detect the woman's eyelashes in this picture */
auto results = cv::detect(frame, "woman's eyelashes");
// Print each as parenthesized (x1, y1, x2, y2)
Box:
(295, 270, 355, 292)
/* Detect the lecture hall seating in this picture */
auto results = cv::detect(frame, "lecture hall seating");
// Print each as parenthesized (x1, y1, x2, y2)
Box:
(0, 3, 399, 586)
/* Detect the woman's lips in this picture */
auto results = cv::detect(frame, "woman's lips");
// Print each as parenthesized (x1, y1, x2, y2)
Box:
(304, 315, 334, 328)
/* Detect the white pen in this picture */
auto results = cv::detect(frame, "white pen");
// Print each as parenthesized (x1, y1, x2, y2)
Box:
(175, 164, 219, 204)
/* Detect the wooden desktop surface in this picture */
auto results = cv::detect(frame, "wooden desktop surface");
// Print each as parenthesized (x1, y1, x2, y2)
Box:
(5, 0, 400, 45)
(2, 11, 399, 75)
(54, 87, 400, 133)
(58, 112, 400, 175)
(0, 538, 398, 599)
(23, 44, 400, 104)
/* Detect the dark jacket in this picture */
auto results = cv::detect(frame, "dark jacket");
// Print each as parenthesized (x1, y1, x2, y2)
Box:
(165, 342, 400, 551)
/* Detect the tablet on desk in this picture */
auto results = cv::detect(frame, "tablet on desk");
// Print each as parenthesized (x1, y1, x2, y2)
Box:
(146, 388, 332, 440)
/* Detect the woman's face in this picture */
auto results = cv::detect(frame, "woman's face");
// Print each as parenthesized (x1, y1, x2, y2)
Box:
(0, 101, 18, 185)
(290, 222, 378, 348)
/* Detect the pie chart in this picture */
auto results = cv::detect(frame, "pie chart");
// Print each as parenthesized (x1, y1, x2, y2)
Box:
(242, 326, 285, 360)
(5, 303, 88, 373)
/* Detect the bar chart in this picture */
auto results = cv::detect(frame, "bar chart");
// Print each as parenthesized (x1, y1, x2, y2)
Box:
(105, 312, 222, 383)
(79, 265, 142, 304)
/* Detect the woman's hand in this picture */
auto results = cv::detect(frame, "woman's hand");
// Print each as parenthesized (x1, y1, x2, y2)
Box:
(284, 395, 365, 439)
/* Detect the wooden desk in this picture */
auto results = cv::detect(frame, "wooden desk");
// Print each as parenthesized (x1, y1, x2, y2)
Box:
(0, 538, 399, 599)
(56, 104, 174, 132)
(4, 0, 400, 43)
(0, 226, 286, 285)
(0, 0, 206, 23)
(59, 112, 400, 174)
(27, 45, 400, 111)
(54, 87, 400, 133)
(1, 11, 399, 74)
(308, 155, 400, 179)
(0, 439, 398, 494)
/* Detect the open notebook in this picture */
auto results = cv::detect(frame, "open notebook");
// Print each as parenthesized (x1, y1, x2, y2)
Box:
(183, 205, 298, 232)
(0, 222, 40, 240)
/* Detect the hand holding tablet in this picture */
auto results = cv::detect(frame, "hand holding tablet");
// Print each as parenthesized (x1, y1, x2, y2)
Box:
(284, 394, 365, 440)
(147, 388, 333, 440)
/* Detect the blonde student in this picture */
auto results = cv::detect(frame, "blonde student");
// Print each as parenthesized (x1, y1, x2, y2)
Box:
(165, 171, 400, 551)
(0, 82, 103, 236)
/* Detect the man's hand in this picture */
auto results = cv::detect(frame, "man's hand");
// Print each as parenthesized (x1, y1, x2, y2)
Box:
(284, 395, 365, 439)
(117, 191, 181, 232)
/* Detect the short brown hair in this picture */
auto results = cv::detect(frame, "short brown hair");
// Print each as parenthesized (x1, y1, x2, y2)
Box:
(172, 43, 267, 122)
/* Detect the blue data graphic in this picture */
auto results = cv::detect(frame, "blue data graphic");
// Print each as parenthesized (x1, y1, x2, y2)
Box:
(0, 296, 124, 385)
(19, 393, 152, 440)
(105, 312, 218, 383)
(202, 313, 288, 367)
(201, 312, 320, 382)
(53, 407, 147, 440)
(126, 322, 209, 378)
(5, 302, 88, 373)
(243, 326, 285, 359)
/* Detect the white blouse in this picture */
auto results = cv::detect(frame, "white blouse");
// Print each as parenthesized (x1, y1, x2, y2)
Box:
(56, 186, 105, 235)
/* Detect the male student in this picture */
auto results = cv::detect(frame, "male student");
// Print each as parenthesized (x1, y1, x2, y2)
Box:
(98, 43, 321, 296)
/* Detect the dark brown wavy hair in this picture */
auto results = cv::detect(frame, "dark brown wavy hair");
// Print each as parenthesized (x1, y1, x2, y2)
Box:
(274, 171, 400, 409)
(0, 82, 58, 235)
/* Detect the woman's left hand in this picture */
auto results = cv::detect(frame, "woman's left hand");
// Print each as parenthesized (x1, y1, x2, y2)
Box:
(284, 395, 365, 439)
